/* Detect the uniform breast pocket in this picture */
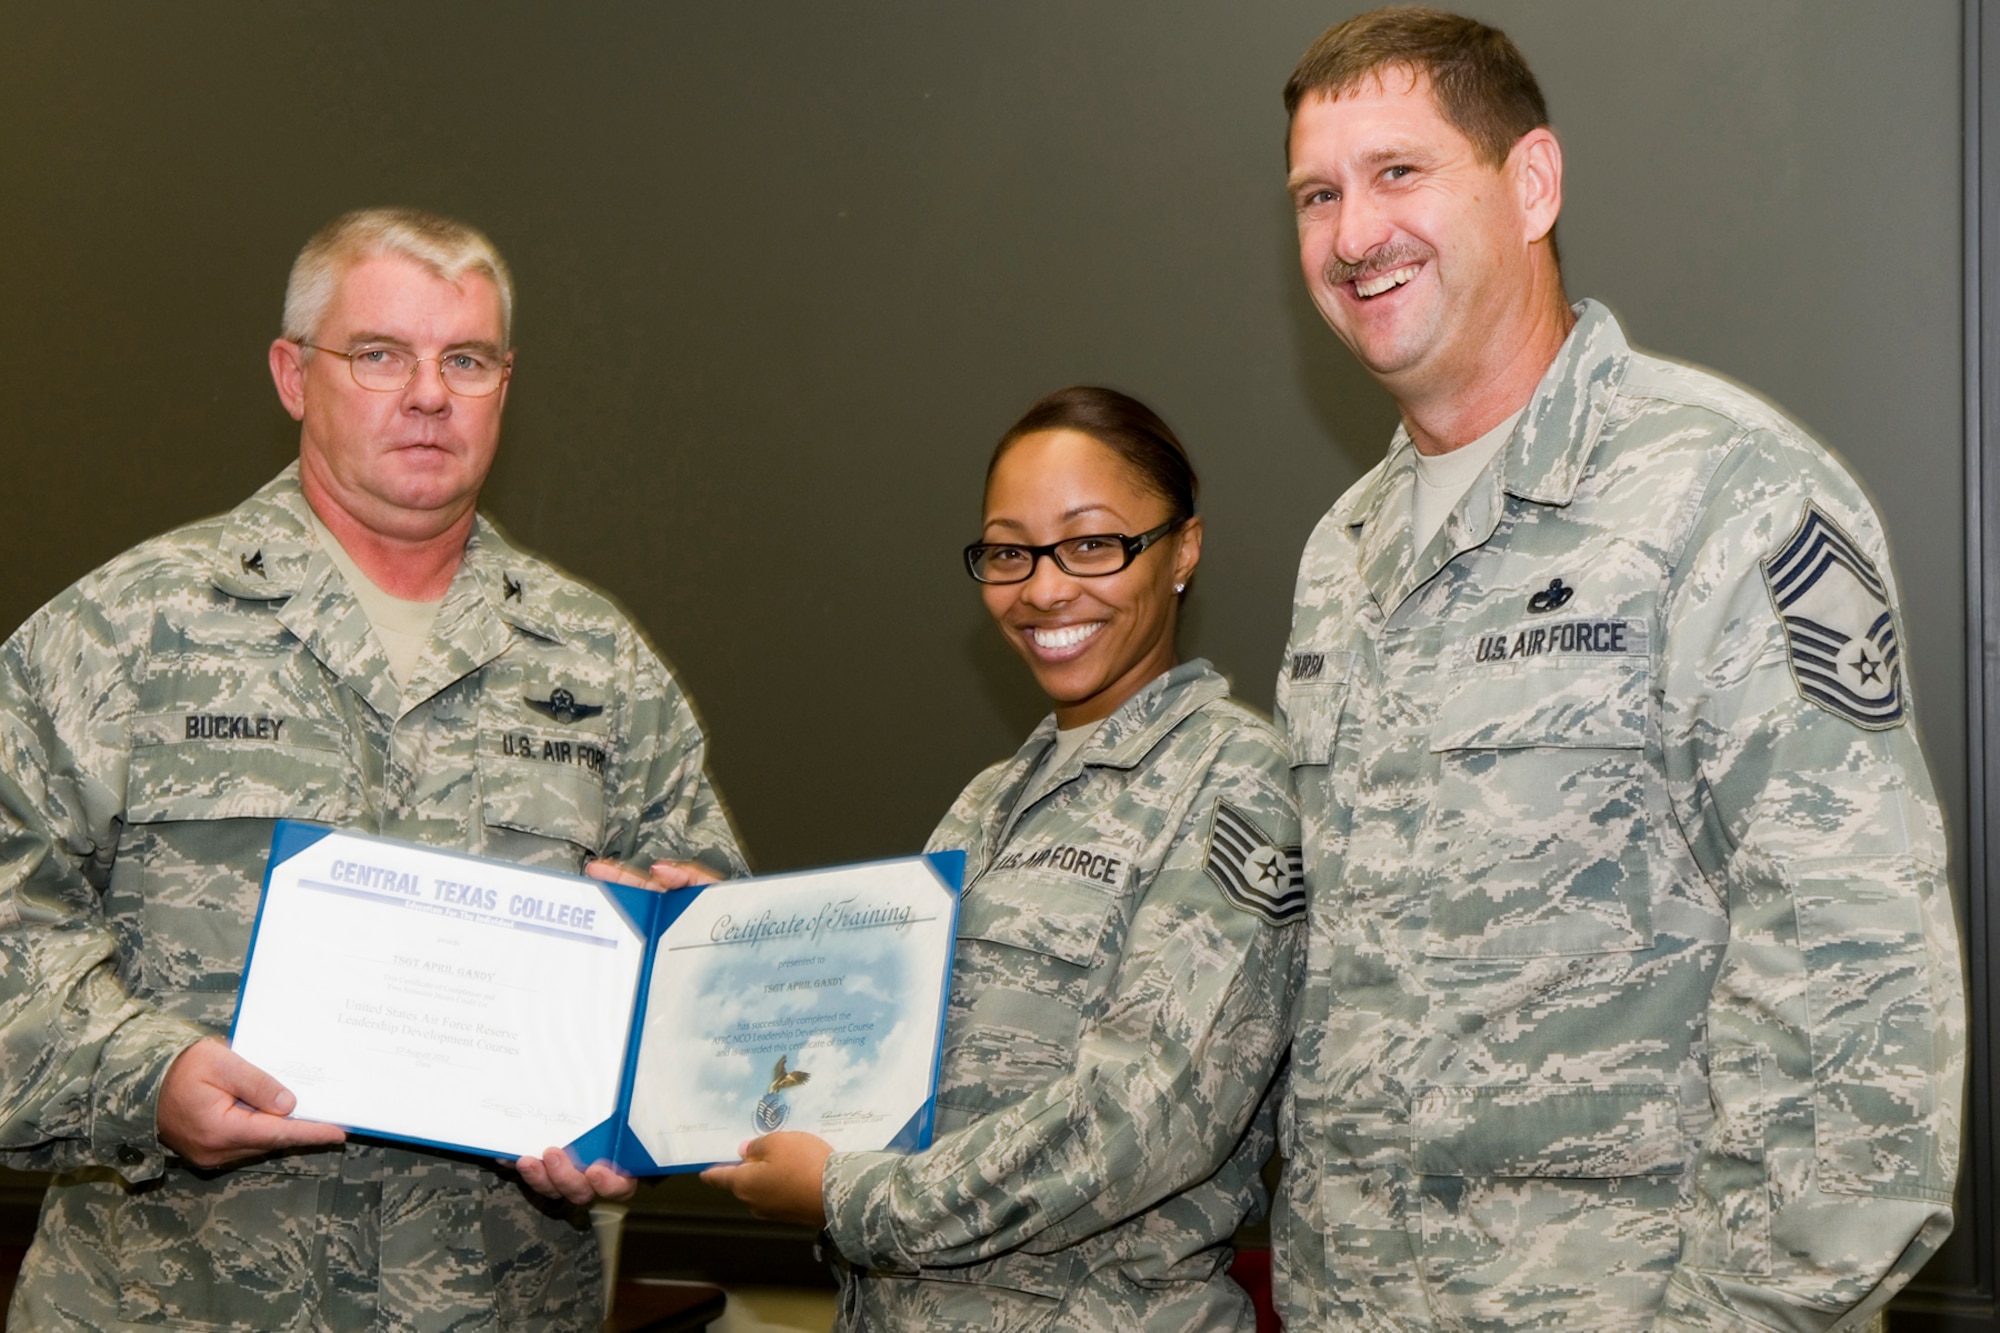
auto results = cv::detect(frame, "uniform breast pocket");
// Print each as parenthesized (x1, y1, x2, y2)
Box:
(124, 717, 354, 827)
(477, 749, 608, 872)
(938, 871, 1119, 1118)
(1282, 654, 1353, 771)
(119, 720, 356, 1010)
(1420, 661, 1657, 959)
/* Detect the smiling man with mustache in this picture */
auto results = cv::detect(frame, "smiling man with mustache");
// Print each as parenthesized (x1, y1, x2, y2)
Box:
(1270, 9, 1963, 1332)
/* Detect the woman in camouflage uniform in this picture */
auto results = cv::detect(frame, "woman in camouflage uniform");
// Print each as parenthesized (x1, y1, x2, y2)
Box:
(704, 386, 1305, 1332)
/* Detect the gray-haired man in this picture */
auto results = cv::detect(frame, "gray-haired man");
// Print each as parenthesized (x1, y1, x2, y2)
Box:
(0, 208, 745, 1330)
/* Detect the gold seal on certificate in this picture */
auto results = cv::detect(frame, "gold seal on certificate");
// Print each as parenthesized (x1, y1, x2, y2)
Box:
(231, 823, 962, 1173)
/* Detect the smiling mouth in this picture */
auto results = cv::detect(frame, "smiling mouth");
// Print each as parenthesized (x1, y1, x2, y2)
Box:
(1030, 622, 1103, 653)
(1353, 264, 1421, 298)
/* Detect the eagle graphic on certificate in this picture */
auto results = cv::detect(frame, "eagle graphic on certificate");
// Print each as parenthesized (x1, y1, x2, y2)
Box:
(754, 1055, 811, 1132)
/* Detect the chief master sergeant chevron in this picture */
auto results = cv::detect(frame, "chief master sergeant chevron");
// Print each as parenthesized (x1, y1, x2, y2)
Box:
(1270, 10, 1964, 1331)
(0, 208, 746, 1330)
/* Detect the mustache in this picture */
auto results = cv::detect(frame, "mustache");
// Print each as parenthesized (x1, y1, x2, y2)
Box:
(1324, 243, 1433, 287)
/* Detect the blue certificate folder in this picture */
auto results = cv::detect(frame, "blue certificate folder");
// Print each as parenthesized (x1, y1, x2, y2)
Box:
(230, 820, 964, 1175)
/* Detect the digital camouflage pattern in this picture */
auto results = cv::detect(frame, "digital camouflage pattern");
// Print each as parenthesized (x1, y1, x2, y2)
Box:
(0, 465, 746, 1332)
(822, 661, 1304, 1332)
(1273, 301, 1963, 1332)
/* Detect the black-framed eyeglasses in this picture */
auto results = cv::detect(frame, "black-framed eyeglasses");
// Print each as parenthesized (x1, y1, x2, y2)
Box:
(964, 517, 1186, 585)
(302, 343, 511, 397)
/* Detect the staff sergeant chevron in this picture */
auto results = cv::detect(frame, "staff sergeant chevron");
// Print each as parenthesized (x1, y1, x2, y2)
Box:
(1203, 801, 1304, 926)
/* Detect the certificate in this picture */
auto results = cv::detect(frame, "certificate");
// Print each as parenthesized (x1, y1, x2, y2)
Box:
(623, 858, 960, 1169)
(230, 822, 962, 1172)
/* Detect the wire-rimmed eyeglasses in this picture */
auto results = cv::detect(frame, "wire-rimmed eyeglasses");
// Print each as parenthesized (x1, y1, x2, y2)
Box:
(302, 343, 511, 397)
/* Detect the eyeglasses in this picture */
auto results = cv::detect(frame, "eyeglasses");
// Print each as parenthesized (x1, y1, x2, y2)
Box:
(964, 517, 1185, 585)
(302, 343, 511, 397)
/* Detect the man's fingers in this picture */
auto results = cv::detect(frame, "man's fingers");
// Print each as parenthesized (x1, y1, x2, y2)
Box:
(583, 1161, 637, 1202)
(539, 1147, 595, 1206)
(161, 1040, 343, 1166)
(179, 1107, 346, 1169)
(250, 1112, 347, 1151)
(540, 1144, 592, 1200)
(516, 1148, 626, 1206)
(514, 1154, 554, 1195)
(698, 1163, 740, 1191)
(206, 1044, 295, 1115)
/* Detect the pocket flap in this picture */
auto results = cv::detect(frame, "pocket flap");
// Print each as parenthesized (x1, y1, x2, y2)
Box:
(479, 758, 606, 851)
(1432, 658, 1649, 751)
(126, 726, 352, 824)
(1411, 1084, 1684, 1178)
(1283, 674, 1351, 768)
(959, 871, 1116, 968)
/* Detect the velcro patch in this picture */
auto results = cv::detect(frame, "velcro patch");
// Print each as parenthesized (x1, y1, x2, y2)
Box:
(1762, 503, 1904, 730)
(1204, 802, 1305, 926)
(1465, 617, 1648, 667)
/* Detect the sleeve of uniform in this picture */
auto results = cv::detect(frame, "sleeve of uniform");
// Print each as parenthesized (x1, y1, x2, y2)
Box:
(599, 631, 748, 878)
(1655, 432, 1963, 1332)
(0, 596, 209, 1182)
(819, 727, 1305, 1272)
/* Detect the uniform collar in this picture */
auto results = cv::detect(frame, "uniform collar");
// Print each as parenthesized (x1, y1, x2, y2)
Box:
(211, 464, 320, 601)
(985, 659, 1228, 858)
(1501, 298, 1631, 507)
(1072, 658, 1228, 770)
(207, 464, 565, 717)
(1345, 299, 1632, 612)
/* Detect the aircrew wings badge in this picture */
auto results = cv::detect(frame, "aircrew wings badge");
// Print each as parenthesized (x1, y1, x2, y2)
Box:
(1204, 802, 1305, 926)
(525, 688, 604, 725)
(1761, 502, 1905, 730)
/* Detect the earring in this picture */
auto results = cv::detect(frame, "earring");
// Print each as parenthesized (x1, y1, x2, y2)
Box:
(1174, 582, 1186, 594)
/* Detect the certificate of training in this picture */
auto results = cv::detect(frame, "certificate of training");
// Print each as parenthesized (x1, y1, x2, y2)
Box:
(231, 823, 962, 1172)
(624, 858, 960, 1169)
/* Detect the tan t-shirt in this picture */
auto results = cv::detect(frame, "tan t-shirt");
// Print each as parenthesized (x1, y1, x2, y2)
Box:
(305, 509, 444, 688)
(1044, 720, 1096, 775)
(1412, 408, 1521, 551)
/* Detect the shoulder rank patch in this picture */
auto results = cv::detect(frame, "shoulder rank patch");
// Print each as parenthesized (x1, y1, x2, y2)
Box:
(1762, 502, 1904, 730)
(1204, 802, 1305, 926)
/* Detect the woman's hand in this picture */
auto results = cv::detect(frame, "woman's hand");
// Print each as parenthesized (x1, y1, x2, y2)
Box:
(699, 1131, 834, 1228)
(585, 857, 724, 891)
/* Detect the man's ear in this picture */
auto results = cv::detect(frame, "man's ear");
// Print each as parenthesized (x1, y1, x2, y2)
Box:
(1511, 127, 1563, 246)
(269, 339, 309, 422)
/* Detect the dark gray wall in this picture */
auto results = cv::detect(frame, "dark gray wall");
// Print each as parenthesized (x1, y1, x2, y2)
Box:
(0, 0, 1979, 1310)
(0, 1, 1965, 872)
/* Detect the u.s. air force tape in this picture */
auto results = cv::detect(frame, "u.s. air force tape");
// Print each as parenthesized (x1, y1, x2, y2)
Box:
(1204, 802, 1305, 926)
(1761, 502, 1905, 730)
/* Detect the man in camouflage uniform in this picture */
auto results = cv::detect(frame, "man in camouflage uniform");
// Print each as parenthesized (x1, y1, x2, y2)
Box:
(1272, 11, 1963, 1331)
(0, 208, 745, 1331)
